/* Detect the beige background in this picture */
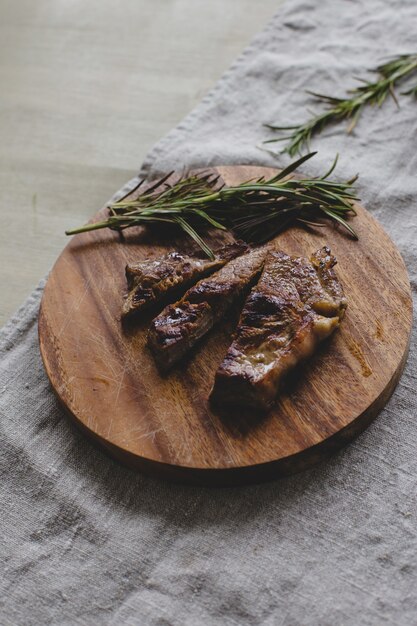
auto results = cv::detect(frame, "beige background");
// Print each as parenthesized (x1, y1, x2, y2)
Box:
(0, 0, 281, 327)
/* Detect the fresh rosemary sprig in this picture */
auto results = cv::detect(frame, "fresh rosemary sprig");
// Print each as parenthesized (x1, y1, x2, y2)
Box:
(66, 152, 358, 259)
(264, 53, 417, 156)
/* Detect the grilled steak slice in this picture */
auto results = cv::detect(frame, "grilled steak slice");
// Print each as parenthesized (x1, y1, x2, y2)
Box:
(210, 247, 346, 411)
(148, 247, 268, 371)
(270, 247, 347, 318)
(310, 246, 347, 317)
(122, 241, 248, 320)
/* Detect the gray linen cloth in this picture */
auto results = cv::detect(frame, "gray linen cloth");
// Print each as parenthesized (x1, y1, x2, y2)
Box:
(1, 0, 417, 624)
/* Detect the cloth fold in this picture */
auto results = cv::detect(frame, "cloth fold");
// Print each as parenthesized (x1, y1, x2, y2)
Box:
(1, 0, 417, 624)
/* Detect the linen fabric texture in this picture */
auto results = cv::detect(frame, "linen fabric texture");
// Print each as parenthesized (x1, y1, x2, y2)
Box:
(1, 0, 417, 624)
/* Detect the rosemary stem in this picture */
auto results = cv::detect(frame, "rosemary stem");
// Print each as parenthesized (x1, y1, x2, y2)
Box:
(65, 153, 359, 256)
(66, 220, 113, 235)
(264, 53, 417, 155)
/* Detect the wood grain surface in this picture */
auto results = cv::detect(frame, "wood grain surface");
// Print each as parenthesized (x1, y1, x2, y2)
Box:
(38, 166, 413, 485)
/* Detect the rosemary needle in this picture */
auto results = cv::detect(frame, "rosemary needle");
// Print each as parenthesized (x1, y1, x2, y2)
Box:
(264, 53, 417, 156)
(66, 152, 359, 259)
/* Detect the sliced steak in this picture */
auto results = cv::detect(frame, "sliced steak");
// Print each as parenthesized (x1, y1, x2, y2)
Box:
(210, 247, 346, 411)
(148, 247, 268, 371)
(122, 241, 248, 320)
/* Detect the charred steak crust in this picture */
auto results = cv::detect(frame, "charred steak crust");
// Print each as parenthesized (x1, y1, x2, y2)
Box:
(210, 247, 347, 411)
(122, 241, 248, 320)
(310, 246, 347, 318)
(147, 247, 268, 371)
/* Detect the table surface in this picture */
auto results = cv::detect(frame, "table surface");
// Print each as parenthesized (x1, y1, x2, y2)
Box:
(0, 0, 280, 327)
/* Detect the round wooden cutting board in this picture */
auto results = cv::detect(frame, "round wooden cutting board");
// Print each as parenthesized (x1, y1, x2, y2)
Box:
(39, 166, 412, 485)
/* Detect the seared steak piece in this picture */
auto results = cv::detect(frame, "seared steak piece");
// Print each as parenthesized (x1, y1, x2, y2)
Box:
(148, 247, 268, 371)
(277, 247, 347, 318)
(122, 241, 248, 320)
(210, 247, 346, 411)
